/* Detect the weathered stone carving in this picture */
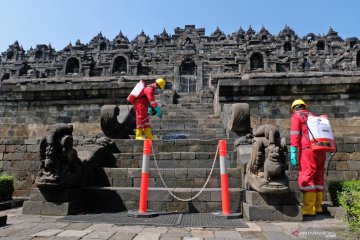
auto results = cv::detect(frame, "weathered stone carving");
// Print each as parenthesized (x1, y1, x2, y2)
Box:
(245, 124, 289, 194)
(227, 103, 251, 137)
(36, 124, 120, 190)
(36, 124, 82, 189)
(100, 105, 136, 139)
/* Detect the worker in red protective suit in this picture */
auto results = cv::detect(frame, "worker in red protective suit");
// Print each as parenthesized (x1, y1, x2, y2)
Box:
(290, 99, 326, 216)
(129, 78, 166, 140)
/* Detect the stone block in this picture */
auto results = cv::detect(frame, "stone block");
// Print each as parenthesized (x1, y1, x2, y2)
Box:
(282, 205, 303, 221)
(155, 178, 175, 187)
(243, 203, 283, 221)
(127, 168, 141, 178)
(350, 152, 360, 160)
(167, 202, 189, 212)
(147, 201, 167, 212)
(112, 177, 133, 187)
(110, 168, 128, 178)
(332, 152, 350, 161)
(0, 215, 7, 226)
(188, 169, 206, 178)
(41, 201, 83, 216)
(22, 200, 83, 216)
(245, 191, 268, 205)
(116, 188, 139, 201)
(175, 168, 188, 178)
(181, 152, 196, 160)
(161, 169, 175, 178)
(266, 192, 298, 206)
(347, 161, 360, 170)
(210, 189, 221, 201)
(176, 179, 193, 187)
(192, 190, 210, 201)
(29, 188, 83, 202)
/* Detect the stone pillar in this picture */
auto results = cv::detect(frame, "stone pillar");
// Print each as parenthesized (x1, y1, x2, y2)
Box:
(173, 65, 180, 91)
(196, 61, 203, 92)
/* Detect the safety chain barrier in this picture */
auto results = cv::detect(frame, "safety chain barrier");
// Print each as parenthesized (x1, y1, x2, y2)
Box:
(151, 143, 219, 202)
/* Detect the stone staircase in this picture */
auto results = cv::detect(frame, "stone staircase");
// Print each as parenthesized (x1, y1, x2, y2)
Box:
(85, 93, 243, 213)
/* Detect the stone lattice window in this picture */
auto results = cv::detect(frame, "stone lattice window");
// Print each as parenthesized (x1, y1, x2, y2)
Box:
(317, 41, 325, 51)
(181, 60, 196, 75)
(284, 42, 292, 52)
(112, 56, 127, 74)
(65, 57, 80, 74)
(357, 51, 360, 68)
(250, 53, 264, 70)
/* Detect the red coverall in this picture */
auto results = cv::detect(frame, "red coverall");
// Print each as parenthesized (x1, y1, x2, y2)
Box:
(133, 83, 158, 129)
(290, 109, 326, 192)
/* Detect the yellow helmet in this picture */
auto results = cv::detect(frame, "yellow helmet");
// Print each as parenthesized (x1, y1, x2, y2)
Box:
(291, 99, 307, 109)
(156, 78, 166, 90)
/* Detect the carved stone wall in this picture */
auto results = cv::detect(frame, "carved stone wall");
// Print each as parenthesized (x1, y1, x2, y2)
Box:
(1, 25, 360, 92)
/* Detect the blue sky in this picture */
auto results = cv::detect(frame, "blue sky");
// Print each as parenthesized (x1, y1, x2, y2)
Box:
(1, 0, 359, 52)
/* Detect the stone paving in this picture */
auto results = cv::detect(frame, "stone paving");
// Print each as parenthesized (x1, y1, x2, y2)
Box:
(0, 207, 352, 240)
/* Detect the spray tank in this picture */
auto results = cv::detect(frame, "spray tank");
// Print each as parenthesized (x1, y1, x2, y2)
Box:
(307, 115, 336, 153)
(127, 80, 146, 104)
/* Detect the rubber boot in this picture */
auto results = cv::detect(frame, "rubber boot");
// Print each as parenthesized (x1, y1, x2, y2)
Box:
(135, 128, 145, 140)
(315, 191, 324, 213)
(144, 127, 157, 140)
(301, 192, 316, 216)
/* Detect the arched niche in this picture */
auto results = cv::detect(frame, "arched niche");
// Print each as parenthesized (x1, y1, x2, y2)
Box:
(7, 51, 14, 60)
(99, 42, 106, 51)
(357, 50, 360, 68)
(112, 56, 127, 74)
(250, 52, 264, 70)
(35, 50, 43, 59)
(180, 59, 196, 75)
(317, 41, 325, 51)
(284, 42, 292, 52)
(65, 57, 80, 75)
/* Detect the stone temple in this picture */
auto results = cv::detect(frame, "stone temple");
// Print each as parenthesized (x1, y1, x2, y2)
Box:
(0, 25, 359, 216)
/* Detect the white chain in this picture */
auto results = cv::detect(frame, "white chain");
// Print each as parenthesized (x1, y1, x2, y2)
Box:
(151, 143, 219, 202)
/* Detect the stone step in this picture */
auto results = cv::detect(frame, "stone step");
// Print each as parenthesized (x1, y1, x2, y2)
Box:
(129, 134, 229, 142)
(162, 105, 213, 110)
(112, 139, 236, 154)
(103, 167, 242, 188)
(160, 112, 215, 119)
(162, 103, 214, 109)
(161, 109, 214, 114)
(113, 151, 238, 168)
(84, 187, 243, 213)
(151, 123, 223, 129)
(152, 128, 226, 136)
(156, 115, 217, 121)
(150, 119, 222, 125)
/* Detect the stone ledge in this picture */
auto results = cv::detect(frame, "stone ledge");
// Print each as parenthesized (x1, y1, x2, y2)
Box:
(0, 198, 26, 211)
(243, 202, 302, 221)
